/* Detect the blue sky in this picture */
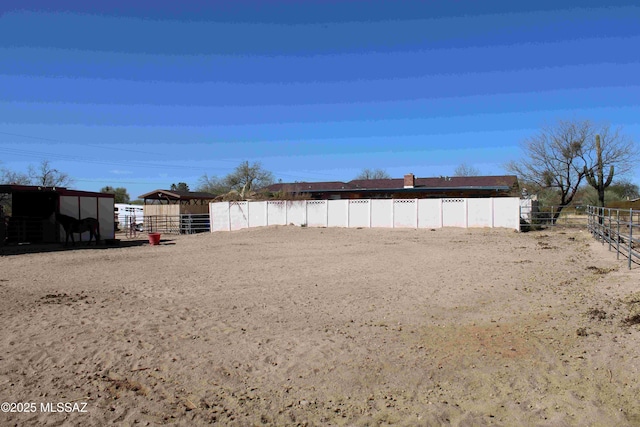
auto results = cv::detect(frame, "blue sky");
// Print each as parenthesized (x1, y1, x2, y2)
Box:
(1, 0, 639, 199)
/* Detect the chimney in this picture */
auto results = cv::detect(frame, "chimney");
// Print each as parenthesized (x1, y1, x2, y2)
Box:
(404, 173, 415, 188)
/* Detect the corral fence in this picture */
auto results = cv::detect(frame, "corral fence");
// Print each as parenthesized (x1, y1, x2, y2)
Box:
(587, 206, 639, 269)
(144, 214, 210, 234)
(519, 204, 588, 229)
(210, 198, 521, 232)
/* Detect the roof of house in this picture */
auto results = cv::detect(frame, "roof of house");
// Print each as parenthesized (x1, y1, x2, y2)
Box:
(138, 189, 217, 201)
(264, 175, 519, 193)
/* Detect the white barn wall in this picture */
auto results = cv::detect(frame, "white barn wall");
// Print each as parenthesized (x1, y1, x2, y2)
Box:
(210, 197, 521, 232)
(348, 200, 370, 228)
(59, 196, 77, 241)
(98, 197, 115, 239)
(59, 194, 115, 241)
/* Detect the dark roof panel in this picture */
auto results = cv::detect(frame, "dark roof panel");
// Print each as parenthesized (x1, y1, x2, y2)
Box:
(138, 189, 217, 200)
(264, 175, 518, 193)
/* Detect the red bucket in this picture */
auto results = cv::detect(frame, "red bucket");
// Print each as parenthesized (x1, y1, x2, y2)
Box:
(148, 232, 161, 245)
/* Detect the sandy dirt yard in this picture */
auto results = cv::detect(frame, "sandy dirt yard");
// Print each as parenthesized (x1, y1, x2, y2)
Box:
(1, 226, 640, 426)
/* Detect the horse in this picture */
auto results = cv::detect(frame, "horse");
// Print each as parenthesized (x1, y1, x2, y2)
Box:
(55, 212, 100, 246)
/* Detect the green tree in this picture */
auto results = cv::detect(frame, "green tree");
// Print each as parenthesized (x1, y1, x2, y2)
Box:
(170, 182, 190, 192)
(100, 186, 131, 204)
(608, 179, 640, 200)
(354, 168, 391, 180)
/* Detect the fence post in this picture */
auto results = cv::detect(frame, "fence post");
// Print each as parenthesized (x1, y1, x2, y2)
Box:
(601, 207, 605, 246)
(630, 209, 633, 270)
(392, 200, 395, 228)
(608, 209, 612, 251)
(616, 209, 620, 260)
(325, 200, 329, 228)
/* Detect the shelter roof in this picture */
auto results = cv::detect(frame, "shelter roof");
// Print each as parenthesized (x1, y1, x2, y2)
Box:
(138, 189, 217, 201)
(0, 184, 114, 198)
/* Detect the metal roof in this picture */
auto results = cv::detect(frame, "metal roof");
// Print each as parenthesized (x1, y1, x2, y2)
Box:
(138, 189, 217, 201)
(0, 184, 114, 198)
(264, 175, 519, 193)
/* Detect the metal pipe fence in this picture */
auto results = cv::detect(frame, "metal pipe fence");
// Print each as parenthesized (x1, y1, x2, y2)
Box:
(520, 205, 588, 229)
(144, 214, 211, 235)
(587, 206, 639, 269)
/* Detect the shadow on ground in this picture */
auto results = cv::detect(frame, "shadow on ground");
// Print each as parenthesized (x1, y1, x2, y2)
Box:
(0, 238, 176, 256)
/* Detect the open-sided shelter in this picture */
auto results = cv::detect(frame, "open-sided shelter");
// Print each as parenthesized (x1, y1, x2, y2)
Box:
(139, 189, 217, 216)
(0, 185, 114, 244)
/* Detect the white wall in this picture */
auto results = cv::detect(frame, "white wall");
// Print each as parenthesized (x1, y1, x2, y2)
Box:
(468, 198, 493, 228)
(210, 201, 230, 231)
(248, 201, 268, 228)
(494, 198, 521, 230)
(349, 200, 370, 228)
(229, 201, 249, 231)
(442, 198, 466, 228)
(370, 199, 393, 227)
(327, 200, 348, 228)
(286, 201, 306, 226)
(306, 200, 328, 227)
(393, 199, 418, 228)
(267, 201, 286, 225)
(417, 199, 441, 228)
(210, 198, 521, 232)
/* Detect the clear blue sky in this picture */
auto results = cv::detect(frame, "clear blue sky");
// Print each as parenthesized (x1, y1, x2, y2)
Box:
(1, 0, 639, 199)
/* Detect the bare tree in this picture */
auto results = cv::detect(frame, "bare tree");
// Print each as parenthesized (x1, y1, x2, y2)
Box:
(453, 163, 480, 177)
(28, 160, 73, 187)
(223, 161, 274, 199)
(506, 119, 637, 218)
(196, 173, 227, 195)
(0, 167, 30, 185)
(354, 168, 391, 180)
(506, 119, 592, 218)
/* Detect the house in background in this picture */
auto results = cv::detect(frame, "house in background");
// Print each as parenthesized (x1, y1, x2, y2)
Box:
(263, 174, 520, 200)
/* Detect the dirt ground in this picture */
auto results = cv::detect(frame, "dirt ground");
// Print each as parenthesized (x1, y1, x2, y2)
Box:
(1, 226, 640, 426)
